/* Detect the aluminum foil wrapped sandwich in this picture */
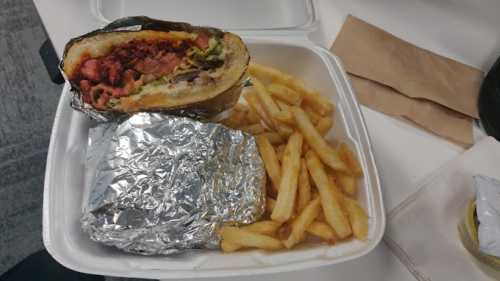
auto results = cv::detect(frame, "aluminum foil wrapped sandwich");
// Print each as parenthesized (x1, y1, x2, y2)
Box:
(61, 17, 250, 121)
(82, 113, 266, 255)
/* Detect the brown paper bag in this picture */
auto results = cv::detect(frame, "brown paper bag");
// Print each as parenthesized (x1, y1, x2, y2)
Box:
(331, 15, 482, 118)
(349, 74, 473, 147)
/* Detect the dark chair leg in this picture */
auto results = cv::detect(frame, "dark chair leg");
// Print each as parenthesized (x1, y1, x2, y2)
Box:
(39, 39, 64, 85)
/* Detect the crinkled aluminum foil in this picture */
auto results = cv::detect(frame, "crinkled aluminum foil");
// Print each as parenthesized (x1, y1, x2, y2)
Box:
(82, 113, 266, 255)
(70, 92, 237, 123)
(70, 93, 126, 122)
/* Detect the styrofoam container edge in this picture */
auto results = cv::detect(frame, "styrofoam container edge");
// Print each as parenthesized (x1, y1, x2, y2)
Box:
(43, 37, 385, 279)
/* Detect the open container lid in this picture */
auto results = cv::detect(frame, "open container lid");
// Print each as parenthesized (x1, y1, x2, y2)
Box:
(90, 0, 317, 34)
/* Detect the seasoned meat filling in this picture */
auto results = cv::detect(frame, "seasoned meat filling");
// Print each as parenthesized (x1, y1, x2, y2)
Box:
(72, 33, 225, 109)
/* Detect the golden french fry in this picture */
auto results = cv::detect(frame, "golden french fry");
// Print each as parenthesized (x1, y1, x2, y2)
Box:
(276, 99, 291, 111)
(250, 63, 318, 104)
(338, 143, 363, 177)
(302, 91, 334, 116)
(249, 63, 294, 83)
(288, 79, 312, 96)
(243, 220, 282, 235)
(302, 142, 310, 156)
(255, 135, 281, 193)
(222, 220, 283, 252)
(276, 123, 294, 138)
(275, 144, 286, 163)
(344, 197, 369, 240)
(315, 117, 333, 136)
(297, 159, 312, 213)
(220, 226, 283, 251)
(244, 89, 275, 129)
(302, 104, 321, 125)
(221, 240, 243, 252)
(284, 197, 321, 248)
(275, 100, 295, 126)
(221, 109, 247, 128)
(316, 211, 326, 222)
(275, 110, 295, 126)
(249, 63, 309, 94)
(246, 106, 262, 124)
(250, 62, 334, 121)
(239, 123, 266, 135)
(251, 76, 281, 123)
(336, 172, 357, 196)
(327, 174, 345, 205)
(306, 221, 336, 243)
(327, 139, 339, 150)
(266, 180, 277, 199)
(267, 83, 302, 105)
(259, 132, 284, 145)
(277, 222, 292, 240)
(266, 197, 276, 214)
(271, 132, 303, 222)
(234, 103, 249, 113)
(292, 107, 349, 174)
(312, 190, 320, 199)
(305, 150, 352, 239)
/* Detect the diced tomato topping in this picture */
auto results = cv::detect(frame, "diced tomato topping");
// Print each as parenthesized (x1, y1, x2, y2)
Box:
(96, 93, 110, 108)
(158, 53, 181, 75)
(134, 57, 160, 74)
(82, 92, 92, 104)
(79, 80, 92, 104)
(194, 34, 210, 49)
(93, 84, 126, 98)
(122, 69, 140, 84)
(111, 87, 126, 97)
(79, 80, 91, 92)
(100, 57, 123, 86)
(80, 59, 101, 82)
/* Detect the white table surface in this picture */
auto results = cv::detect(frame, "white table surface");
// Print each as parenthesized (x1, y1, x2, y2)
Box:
(33, 0, 500, 280)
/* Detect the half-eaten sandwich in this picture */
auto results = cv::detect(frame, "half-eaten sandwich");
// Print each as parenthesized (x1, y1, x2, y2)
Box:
(61, 17, 249, 116)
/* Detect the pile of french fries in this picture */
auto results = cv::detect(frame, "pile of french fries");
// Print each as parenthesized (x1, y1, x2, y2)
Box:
(218, 62, 368, 252)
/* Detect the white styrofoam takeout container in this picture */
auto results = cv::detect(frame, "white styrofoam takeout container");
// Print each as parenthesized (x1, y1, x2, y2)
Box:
(43, 0, 385, 279)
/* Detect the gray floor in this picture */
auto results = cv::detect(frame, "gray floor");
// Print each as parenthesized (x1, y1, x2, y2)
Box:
(0, 0, 61, 274)
(0, 1, 145, 280)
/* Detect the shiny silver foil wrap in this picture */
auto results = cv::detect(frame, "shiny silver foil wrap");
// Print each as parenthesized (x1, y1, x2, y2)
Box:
(69, 87, 244, 123)
(71, 94, 125, 122)
(82, 113, 266, 255)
